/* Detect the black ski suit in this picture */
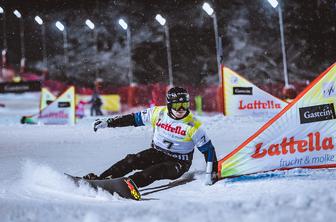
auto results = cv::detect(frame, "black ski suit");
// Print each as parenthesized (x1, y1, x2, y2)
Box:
(96, 107, 217, 188)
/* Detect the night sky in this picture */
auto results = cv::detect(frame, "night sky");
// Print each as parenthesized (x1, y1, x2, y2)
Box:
(0, 0, 206, 18)
(0, 0, 210, 63)
(0, 0, 335, 87)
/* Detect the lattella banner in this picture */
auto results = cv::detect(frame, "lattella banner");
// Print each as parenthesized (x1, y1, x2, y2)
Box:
(21, 86, 76, 125)
(40, 87, 57, 110)
(222, 67, 288, 117)
(218, 63, 336, 178)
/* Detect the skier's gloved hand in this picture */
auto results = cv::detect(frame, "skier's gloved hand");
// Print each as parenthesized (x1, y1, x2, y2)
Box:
(93, 118, 108, 132)
(204, 173, 213, 185)
(204, 162, 214, 185)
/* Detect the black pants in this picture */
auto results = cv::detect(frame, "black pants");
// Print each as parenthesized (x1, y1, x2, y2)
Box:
(100, 148, 192, 187)
(90, 105, 103, 116)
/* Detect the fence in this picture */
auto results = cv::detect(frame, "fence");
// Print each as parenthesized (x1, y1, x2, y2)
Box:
(42, 80, 308, 113)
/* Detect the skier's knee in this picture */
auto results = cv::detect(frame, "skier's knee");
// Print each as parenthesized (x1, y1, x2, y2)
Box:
(125, 154, 140, 164)
(141, 170, 155, 181)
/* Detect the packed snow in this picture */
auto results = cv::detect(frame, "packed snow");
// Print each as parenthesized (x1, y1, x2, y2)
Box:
(1, 93, 336, 222)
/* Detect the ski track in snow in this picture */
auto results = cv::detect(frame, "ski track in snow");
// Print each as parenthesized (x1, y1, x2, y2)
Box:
(1, 94, 336, 222)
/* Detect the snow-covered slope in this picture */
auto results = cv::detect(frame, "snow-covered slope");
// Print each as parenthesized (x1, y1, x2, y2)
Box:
(1, 94, 336, 222)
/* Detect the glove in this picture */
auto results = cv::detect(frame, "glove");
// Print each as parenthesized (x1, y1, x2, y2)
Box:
(83, 173, 100, 180)
(204, 162, 214, 185)
(204, 173, 213, 185)
(93, 118, 108, 132)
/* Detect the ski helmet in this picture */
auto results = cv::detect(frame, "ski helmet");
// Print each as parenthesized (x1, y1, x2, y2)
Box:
(166, 87, 190, 111)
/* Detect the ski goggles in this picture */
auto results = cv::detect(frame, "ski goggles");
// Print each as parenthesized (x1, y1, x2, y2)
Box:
(171, 102, 190, 111)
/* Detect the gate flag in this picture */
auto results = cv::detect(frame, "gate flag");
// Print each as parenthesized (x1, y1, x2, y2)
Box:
(218, 63, 336, 178)
(21, 86, 76, 125)
(222, 67, 288, 116)
(40, 87, 56, 110)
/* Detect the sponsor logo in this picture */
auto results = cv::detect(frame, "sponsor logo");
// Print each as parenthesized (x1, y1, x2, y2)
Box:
(299, 103, 335, 124)
(251, 132, 334, 159)
(4, 85, 30, 91)
(58, 101, 71, 108)
(0, 81, 41, 93)
(124, 179, 141, 200)
(39, 110, 69, 119)
(323, 82, 336, 98)
(233, 87, 253, 95)
(239, 100, 282, 110)
(156, 119, 186, 136)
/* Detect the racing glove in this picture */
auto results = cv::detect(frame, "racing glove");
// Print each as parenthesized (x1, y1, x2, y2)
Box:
(204, 162, 214, 185)
(93, 118, 108, 132)
(94, 114, 137, 132)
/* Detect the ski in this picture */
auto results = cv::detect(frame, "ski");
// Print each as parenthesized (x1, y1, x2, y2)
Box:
(64, 173, 141, 201)
(139, 171, 200, 196)
(65, 171, 202, 200)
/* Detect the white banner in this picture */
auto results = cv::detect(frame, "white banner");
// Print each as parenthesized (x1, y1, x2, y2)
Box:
(222, 67, 288, 117)
(38, 86, 76, 125)
(218, 63, 336, 178)
(40, 87, 56, 110)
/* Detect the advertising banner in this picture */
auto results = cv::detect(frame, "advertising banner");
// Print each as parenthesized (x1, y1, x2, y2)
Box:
(76, 94, 121, 113)
(101, 95, 121, 113)
(218, 63, 336, 178)
(0, 81, 41, 93)
(22, 86, 76, 125)
(222, 67, 287, 116)
(40, 87, 56, 110)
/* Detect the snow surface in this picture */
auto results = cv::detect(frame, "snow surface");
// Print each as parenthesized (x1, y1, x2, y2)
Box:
(1, 93, 336, 222)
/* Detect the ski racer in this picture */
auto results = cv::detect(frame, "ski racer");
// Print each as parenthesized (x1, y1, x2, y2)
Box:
(84, 86, 218, 187)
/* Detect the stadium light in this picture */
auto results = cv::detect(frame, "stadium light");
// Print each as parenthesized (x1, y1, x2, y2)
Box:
(34, 16, 43, 25)
(266, 0, 289, 87)
(55, 21, 68, 64)
(267, 0, 279, 8)
(13, 9, 25, 72)
(0, 7, 3, 14)
(155, 14, 166, 26)
(118, 18, 133, 85)
(202, 2, 214, 16)
(155, 14, 173, 87)
(34, 16, 47, 70)
(13, 9, 21, 18)
(202, 2, 221, 84)
(55, 21, 65, 31)
(85, 19, 95, 30)
(118, 19, 128, 30)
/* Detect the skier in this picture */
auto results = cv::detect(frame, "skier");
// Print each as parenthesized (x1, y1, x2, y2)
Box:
(84, 86, 218, 187)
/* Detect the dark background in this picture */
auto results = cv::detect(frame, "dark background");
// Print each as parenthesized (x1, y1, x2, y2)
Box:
(0, 0, 335, 87)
